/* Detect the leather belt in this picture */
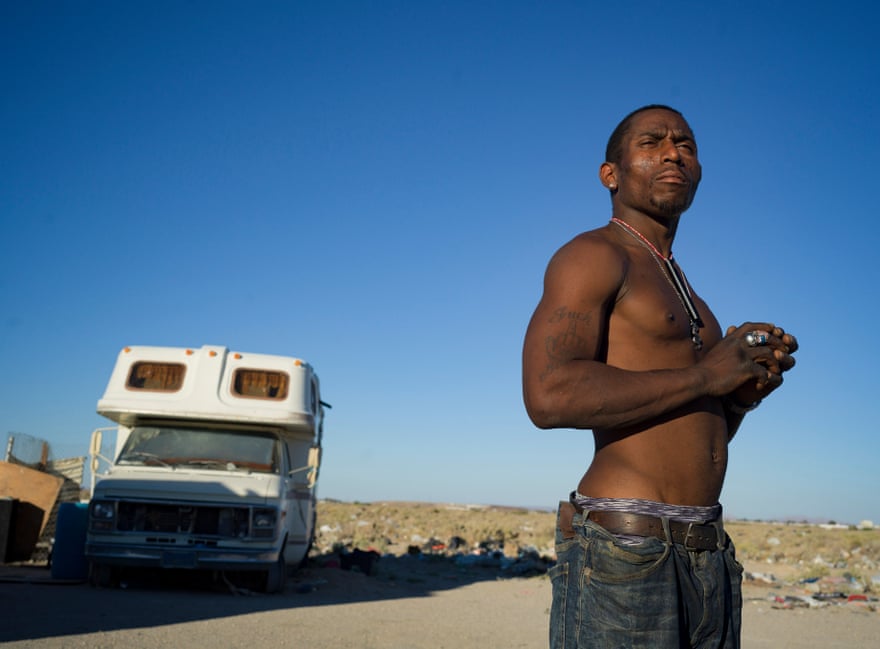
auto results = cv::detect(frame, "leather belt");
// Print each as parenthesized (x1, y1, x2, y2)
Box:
(582, 508, 724, 551)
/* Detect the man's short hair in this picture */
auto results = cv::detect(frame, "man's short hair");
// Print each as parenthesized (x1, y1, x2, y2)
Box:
(605, 104, 686, 164)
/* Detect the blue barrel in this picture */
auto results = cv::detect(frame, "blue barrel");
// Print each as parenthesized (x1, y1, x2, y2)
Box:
(51, 502, 89, 580)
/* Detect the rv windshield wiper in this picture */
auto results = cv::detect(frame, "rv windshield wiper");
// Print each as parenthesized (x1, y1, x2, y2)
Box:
(177, 459, 238, 470)
(118, 451, 173, 468)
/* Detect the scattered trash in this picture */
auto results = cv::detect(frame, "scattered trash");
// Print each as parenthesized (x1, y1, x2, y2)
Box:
(339, 548, 380, 576)
(308, 500, 880, 612)
(812, 591, 846, 601)
(746, 571, 778, 585)
(847, 594, 868, 602)
(294, 578, 327, 594)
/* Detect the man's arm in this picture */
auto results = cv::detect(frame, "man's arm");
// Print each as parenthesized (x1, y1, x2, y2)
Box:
(522, 234, 711, 430)
(522, 235, 796, 432)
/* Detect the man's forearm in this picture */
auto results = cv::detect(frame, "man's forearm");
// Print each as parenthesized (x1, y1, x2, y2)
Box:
(525, 360, 710, 430)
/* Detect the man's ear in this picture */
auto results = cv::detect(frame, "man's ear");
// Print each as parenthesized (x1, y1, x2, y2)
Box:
(599, 162, 617, 191)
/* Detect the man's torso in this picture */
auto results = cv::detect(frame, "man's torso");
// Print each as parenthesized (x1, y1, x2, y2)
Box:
(578, 226, 729, 506)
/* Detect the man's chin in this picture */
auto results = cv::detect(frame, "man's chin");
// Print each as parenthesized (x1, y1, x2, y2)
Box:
(651, 197, 693, 218)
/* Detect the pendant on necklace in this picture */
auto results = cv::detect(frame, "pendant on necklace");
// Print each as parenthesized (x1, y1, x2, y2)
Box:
(690, 322, 703, 350)
(611, 218, 705, 350)
(663, 256, 704, 351)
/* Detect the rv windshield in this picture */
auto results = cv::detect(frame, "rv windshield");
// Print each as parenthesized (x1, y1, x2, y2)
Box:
(118, 426, 281, 474)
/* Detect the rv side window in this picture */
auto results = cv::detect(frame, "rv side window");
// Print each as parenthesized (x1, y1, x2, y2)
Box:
(127, 362, 186, 391)
(232, 369, 289, 400)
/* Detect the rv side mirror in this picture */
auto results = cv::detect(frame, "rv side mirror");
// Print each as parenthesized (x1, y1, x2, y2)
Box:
(307, 445, 321, 487)
(89, 429, 103, 473)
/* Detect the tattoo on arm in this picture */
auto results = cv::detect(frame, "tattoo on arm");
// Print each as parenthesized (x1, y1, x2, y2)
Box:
(540, 307, 591, 382)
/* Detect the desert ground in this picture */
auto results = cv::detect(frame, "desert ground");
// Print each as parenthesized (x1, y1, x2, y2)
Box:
(1, 500, 877, 648)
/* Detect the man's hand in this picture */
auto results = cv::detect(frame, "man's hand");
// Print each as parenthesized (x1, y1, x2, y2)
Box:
(697, 322, 797, 402)
(723, 323, 798, 405)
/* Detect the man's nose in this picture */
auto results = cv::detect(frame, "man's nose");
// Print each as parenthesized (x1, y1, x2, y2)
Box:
(661, 139, 682, 163)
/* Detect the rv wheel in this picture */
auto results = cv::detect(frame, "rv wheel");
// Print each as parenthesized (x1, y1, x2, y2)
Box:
(299, 508, 317, 569)
(89, 562, 118, 589)
(263, 552, 287, 594)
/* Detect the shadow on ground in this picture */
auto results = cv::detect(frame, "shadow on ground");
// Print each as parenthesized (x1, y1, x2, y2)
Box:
(0, 552, 549, 643)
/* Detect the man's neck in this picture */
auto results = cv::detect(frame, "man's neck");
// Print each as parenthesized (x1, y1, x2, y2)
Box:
(611, 210, 680, 257)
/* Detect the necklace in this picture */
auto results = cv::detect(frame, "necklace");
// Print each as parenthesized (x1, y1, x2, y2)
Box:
(610, 217, 705, 349)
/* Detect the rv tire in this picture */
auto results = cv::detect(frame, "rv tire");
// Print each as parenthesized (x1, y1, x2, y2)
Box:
(89, 562, 118, 589)
(263, 550, 287, 594)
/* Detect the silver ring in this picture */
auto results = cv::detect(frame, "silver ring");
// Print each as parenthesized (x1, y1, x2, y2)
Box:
(745, 331, 768, 347)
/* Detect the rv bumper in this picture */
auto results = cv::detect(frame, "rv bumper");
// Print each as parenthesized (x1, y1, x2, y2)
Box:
(85, 542, 281, 571)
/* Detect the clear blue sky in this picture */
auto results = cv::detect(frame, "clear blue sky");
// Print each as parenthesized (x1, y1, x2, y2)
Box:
(3, 2, 878, 524)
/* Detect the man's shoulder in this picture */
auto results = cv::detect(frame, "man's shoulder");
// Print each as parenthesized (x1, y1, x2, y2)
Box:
(551, 225, 628, 269)
(542, 225, 629, 298)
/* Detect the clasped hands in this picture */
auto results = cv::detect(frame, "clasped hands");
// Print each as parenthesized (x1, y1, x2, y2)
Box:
(724, 323, 798, 406)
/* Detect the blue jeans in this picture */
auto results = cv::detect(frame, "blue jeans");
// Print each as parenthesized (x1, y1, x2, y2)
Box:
(549, 501, 743, 648)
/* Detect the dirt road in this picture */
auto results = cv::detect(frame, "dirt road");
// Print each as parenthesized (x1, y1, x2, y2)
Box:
(1, 558, 876, 648)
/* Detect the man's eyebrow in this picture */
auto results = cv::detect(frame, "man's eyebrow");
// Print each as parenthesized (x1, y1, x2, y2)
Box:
(634, 128, 696, 146)
(634, 128, 666, 138)
(671, 129, 696, 142)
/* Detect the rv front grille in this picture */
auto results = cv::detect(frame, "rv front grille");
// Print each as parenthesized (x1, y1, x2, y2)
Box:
(115, 502, 252, 538)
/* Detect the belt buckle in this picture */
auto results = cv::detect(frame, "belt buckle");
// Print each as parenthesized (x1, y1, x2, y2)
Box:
(683, 522, 704, 551)
(683, 521, 721, 551)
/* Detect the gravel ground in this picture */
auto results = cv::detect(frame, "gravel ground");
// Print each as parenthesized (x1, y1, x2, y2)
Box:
(1, 556, 877, 648)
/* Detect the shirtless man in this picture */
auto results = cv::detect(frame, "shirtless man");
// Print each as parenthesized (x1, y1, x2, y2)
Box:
(522, 105, 798, 648)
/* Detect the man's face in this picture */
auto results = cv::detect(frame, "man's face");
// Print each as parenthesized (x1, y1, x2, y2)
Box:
(612, 109, 702, 219)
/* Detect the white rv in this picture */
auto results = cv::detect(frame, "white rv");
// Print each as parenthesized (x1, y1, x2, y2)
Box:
(85, 345, 327, 593)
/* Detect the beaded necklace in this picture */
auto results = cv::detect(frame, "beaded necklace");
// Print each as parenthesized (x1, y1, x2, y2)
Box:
(611, 217, 705, 350)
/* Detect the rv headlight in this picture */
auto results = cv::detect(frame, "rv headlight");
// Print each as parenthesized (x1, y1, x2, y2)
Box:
(252, 508, 277, 538)
(90, 500, 116, 520)
(89, 500, 116, 531)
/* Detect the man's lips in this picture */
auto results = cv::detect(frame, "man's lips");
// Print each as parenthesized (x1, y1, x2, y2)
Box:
(654, 171, 688, 184)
